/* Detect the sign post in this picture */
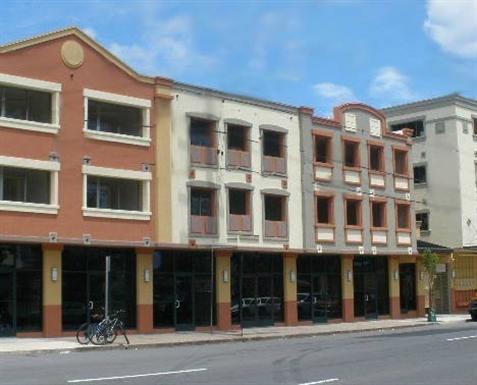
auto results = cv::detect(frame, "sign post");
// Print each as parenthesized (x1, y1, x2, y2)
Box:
(105, 256, 111, 319)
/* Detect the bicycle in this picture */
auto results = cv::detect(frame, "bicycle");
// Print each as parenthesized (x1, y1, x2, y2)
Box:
(76, 308, 104, 345)
(76, 309, 129, 345)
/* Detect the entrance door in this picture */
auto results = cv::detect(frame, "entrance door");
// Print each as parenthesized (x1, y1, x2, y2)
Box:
(312, 275, 328, 323)
(363, 273, 378, 319)
(87, 272, 105, 322)
(257, 275, 273, 327)
(241, 276, 257, 326)
(434, 272, 449, 314)
(0, 270, 15, 336)
(399, 264, 416, 313)
(175, 275, 194, 330)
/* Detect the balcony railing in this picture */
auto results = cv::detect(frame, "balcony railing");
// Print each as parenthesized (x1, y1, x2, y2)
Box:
(229, 214, 252, 232)
(227, 149, 251, 169)
(190, 145, 218, 166)
(190, 215, 217, 235)
(263, 156, 286, 175)
(264, 220, 287, 238)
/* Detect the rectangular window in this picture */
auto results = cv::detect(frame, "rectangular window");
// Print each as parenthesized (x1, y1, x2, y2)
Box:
(416, 212, 429, 231)
(414, 165, 427, 184)
(191, 188, 214, 216)
(473, 118, 477, 136)
(227, 124, 248, 151)
(345, 199, 361, 226)
(0, 166, 50, 204)
(344, 140, 360, 168)
(229, 189, 248, 215)
(264, 195, 284, 221)
(397, 204, 410, 229)
(391, 120, 424, 138)
(190, 118, 215, 147)
(1, 86, 52, 124)
(86, 176, 142, 211)
(87, 100, 142, 137)
(371, 201, 386, 228)
(316, 195, 333, 224)
(394, 149, 408, 175)
(369, 145, 384, 171)
(315, 135, 332, 164)
(263, 130, 284, 158)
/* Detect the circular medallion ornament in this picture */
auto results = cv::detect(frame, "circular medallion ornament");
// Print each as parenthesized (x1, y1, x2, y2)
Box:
(61, 40, 84, 68)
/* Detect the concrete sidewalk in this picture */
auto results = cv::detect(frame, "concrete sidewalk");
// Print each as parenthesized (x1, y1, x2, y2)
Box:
(0, 314, 470, 355)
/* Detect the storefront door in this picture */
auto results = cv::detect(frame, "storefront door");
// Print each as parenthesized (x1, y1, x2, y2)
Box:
(399, 264, 417, 314)
(87, 272, 105, 322)
(312, 275, 328, 323)
(363, 273, 378, 319)
(0, 269, 15, 336)
(175, 275, 194, 330)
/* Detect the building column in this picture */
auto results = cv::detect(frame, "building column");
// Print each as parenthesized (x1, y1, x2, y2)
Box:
(42, 244, 63, 337)
(389, 256, 400, 319)
(216, 251, 232, 330)
(283, 253, 298, 326)
(416, 257, 426, 317)
(136, 249, 154, 333)
(341, 255, 354, 322)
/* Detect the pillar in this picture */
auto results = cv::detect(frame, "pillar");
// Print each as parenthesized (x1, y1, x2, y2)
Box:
(216, 251, 232, 330)
(341, 255, 354, 322)
(416, 257, 426, 317)
(283, 253, 298, 326)
(136, 249, 154, 333)
(389, 256, 400, 319)
(42, 244, 63, 337)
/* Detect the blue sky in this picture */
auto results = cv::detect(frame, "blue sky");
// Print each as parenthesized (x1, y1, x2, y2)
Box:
(1, 0, 476, 115)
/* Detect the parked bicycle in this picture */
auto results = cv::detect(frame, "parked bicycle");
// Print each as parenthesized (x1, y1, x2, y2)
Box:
(76, 309, 129, 345)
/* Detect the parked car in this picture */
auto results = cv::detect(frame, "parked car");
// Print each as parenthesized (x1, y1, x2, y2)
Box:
(469, 295, 477, 321)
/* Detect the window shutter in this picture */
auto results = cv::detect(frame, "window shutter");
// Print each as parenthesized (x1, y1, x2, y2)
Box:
(344, 113, 357, 132)
(369, 118, 382, 137)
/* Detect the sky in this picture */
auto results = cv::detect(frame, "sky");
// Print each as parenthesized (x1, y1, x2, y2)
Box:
(0, 0, 476, 116)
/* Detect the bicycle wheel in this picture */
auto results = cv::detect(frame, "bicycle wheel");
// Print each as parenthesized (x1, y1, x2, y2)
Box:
(76, 322, 93, 345)
(90, 324, 107, 345)
(106, 327, 117, 344)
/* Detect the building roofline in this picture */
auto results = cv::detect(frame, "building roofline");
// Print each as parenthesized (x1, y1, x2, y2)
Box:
(382, 93, 477, 114)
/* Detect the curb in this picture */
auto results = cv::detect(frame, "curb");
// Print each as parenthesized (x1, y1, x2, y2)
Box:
(0, 322, 437, 356)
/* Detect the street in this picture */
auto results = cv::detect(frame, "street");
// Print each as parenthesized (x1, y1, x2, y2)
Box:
(1, 321, 476, 385)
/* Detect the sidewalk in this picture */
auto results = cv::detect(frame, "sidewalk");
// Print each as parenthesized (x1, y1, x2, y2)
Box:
(0, 315, 470, 355)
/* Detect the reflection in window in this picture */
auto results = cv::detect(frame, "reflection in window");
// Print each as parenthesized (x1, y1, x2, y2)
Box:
(87, 176, 142, 211)
(191, 189, 214, 216)
(0, 166, 50, 204)
(88, 100, 143, 137)
(1, 86, 52, 123)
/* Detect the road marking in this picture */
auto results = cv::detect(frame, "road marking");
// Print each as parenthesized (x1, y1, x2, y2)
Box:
(446, 335, 477, 342)
(299, 379, 339, 385)
(67, 368, 207, 383)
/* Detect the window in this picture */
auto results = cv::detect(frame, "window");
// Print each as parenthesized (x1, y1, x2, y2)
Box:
(1, 86, 52, 124)
(265, 195, 285, 221)
(394, 149, 408, 175)
(345, 199, 362, 226)
(344, 140, 360, 168)
(371, 201, 386, 228)
(397, 204, 410, 229)
(263, 130, 284, 158)
(191, 118, 215, 147)
(191, 189, 214, 217)
(414, 165, 427, 184)
(227, 124, 248, 151)
(87, 176, 142, 211)
(315, 135, 332, 164)
(369, 145, 384, 171)
(316, 195, 333, 224)
(87, 100, 142, 137)
(473, 118, 477, 136)
(416, 212, 429, 231)
(229, 189, 248, 215)
(391, 120, 424, 138)
(0, 166, 50, 204)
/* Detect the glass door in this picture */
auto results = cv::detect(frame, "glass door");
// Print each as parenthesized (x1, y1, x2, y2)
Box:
(257, 275, 273, 326)
(0, 270, 15, 336)
(241, 276, 257, 327)
(312, 275, 328, 323)
(175, 275, 194, 330)
(399, 264, 416, 313)
(364, 273, 378, 319)
(87, 272, 105, 322)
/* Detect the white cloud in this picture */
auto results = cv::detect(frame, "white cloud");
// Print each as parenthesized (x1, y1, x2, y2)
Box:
(314, 82, 355, 103)
(82, 27, 97, 40)
(424, 0, 477, 58)
(369, 66, 416, 102)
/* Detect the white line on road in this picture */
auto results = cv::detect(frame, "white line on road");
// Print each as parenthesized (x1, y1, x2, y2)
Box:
(298, 379, 340, 385)
(446, 335, 477, 342)
(67, 368, 208, 383)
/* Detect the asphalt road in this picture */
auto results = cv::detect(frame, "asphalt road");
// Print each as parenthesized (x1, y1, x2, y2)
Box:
(1, 321, 476, 385)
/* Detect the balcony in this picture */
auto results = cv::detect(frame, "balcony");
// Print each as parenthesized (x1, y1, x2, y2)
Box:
(229, 214, 252, 233)
(190, 215, 218, 235)
(264, 220, 287, 238)
(190, 145, 218, 166)
(263, 155, 286, 175)
(227, 149, 251, 169)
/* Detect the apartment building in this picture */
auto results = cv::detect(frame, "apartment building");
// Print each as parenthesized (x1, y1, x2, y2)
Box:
(0, 28, 420, 338)
(384, 94, 477, 313)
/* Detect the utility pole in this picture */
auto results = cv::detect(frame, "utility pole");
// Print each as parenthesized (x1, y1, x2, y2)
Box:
(105, 255, 111, 319)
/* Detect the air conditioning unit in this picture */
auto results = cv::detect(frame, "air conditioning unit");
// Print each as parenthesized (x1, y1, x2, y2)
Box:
(358, 246, 364, 255)
(49, 232, 58, 243)
(83, 234, 91, 245)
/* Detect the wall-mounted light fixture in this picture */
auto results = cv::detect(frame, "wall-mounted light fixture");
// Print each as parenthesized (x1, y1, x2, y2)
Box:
(347, 270, 352, 282)
(394, 270, 399, 281)
(223, 269, 229, 283)
(51, 267, 58, 282)
(452, 269, 456, 279)
(290, 271, 296, 283)
(144, 269, 150, 283)
(420, 271, 424, 281)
